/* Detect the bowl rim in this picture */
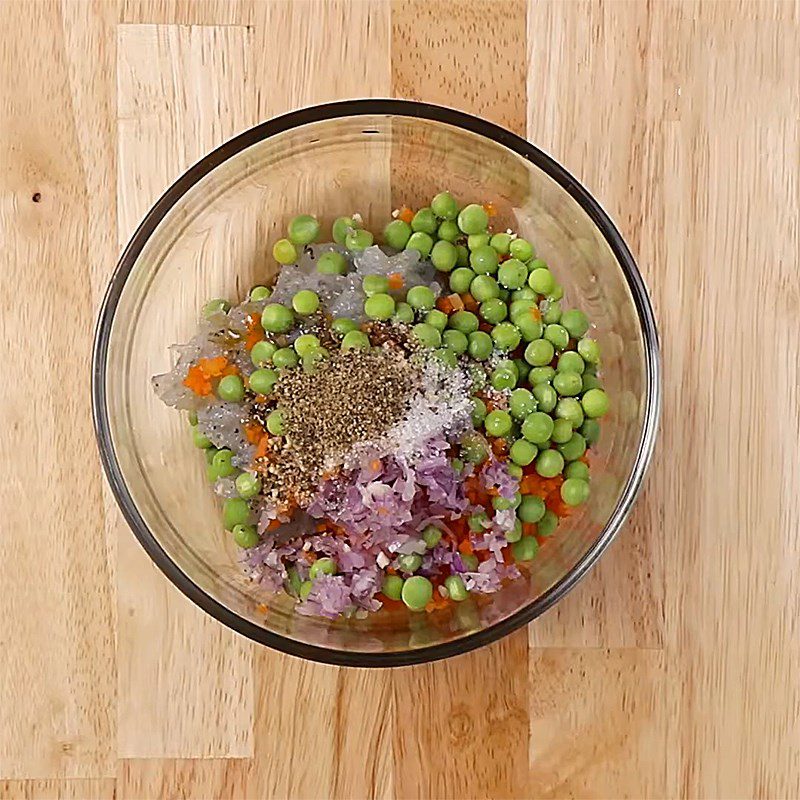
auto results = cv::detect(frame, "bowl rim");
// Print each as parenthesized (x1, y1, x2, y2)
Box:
(92, 99, 661, 667)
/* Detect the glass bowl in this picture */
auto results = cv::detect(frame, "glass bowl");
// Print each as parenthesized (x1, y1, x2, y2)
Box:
(92, 100, 660, 666)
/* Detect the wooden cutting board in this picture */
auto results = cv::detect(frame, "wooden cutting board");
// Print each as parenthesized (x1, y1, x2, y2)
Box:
(1, 1, 798, 797)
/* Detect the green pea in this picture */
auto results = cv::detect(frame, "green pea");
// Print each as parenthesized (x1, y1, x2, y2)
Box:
(518, 494, 545, 523)
(287, 214, 320, 245)
(512, 286, 537, 301)
(490, 232, 513, 254)
(452, 458, 465, 473)
(544, 324, 570, 350)
(509, 299, 534, 318)
(524, 338, 555, 366)
(551, 417, 573, 444)
(461, 432, 489, 464)
(582, 372, 602, 392)
(422, 524, 443, 549)
(206, 462, 220, 482)
(272, 238, 297, 265)
(471, 397, 487, 425)
(557, 351, 586, 374)
(467, 232, 490, 250)
(449, 267, 475, 293)
(496, 358, 519, 378)
(532, 383, 557, 413)
(580, 418, 601, 444)
(548, 284, 564, 301)
(427, 239, 457, 272)
(456, 244, 469, 267)
(470, 245, 499, 275)
(512, 535, 539, 562)
(235, 471, 261, 499)
(362, 274, 389, 296)
(384, 219, 412, 250)
(382, 574, 404, 600)
(291, 334, 319, 359)
(202, 298, 230, 320)
(302, 347, 328, 374)
(378, 306, 406, 330)
(397, 553, 423, 573)
(457, 203, 489, 234)
(299, 580, 313, 601)
(535, 449, 564, 478)
(442, 329, 468, 354)
(509, 388, 536, 419)
(468, 331, 493, 360)
(554, 371, 583, 397)
(542, 299, 562, 324)
(561, 478, 590, 507)
(505, 518, 523, 543)
(341, 330, 371, 350)
(485, 410, 512, 437)
(212, 450, 236, 477)
(401, 575, 433, 610)
(218, 374, 244, 402)
(556, 397, 585, 428)
(480, 298, 507, 324)
(232, 524, 259, 548)
(346, 228, 374, 252)
(521, 411, 554, 444)
(528, 267, 555, 295)
(444, 574, 469, 602)
(431, 191, 460, 220)
(492, 494, 515, 511)
(249, 286, 271, 302)
(425, 309, 448, 331)
(251, 340, 277, 367)
(317, 251, 348, 275)
(266, 410, 285, 435)
(406, 231, 434, 258)
(509, 238, 534, 261)
(514, 358, 531, 384)
(449, 310, 479, 334)
(365, 293, 396, 320)
(223, 497, 250, 530)
(412, 322, 441, 348)
(558, 432, 587, 462)
(291, 290, 319, 316)
(515, 314, 544, 343)
(438, 219, 462, 243)
(188, 409, 198, 426)
(582, 388, 610, 418)
(310, 557, 337, 579)
(491, 368, 517, 391)
(261, 303, 294, 333)
(538, 509, 558, 538)
(561, 309, 590, 338)
(529, 366, 555, 385)
(285, 567, 302, 597)
(506, 462, 524, 479)
(193, 428, 212, 449)
(498, 258, 528, 289)
(492, 322, 521, 352)
(528, 258, 547, 271)
(248, 368, 279, 395)
(273, 347, 299, 369)
(565, 461, 590, 481)
(434, 348, 458, 368)
(578, 338, 600, 364)
(332, 317, 359, 336)
(510, 438, 537, 466)
(332, 215, 358, 245)
(406, 285, 436, 310)
(411, 207, 437, 235)
(470, 275, 500, 302)
(468, 512, 488, 532)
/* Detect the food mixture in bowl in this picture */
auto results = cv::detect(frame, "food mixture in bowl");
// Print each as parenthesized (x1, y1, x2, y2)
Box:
(153, 193, 610, 619)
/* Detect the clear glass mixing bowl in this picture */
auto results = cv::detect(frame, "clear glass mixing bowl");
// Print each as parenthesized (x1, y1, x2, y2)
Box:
(92, 100, 660, 666)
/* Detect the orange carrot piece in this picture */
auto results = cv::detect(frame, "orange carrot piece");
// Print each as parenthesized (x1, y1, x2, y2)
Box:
(198, 356, 228, 377)
(458, 538, 474, 555)
(387, 272, 405, 291)
(244, 422, 265, 445)
(398, 206, 414, 224)
(183, 365, 212, 396)
(483, 201, 497, 217)
(447, 293, 464, 310)
(254, 435, 270, 459)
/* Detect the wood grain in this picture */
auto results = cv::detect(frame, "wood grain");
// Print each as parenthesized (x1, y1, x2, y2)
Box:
(1, 0, 799, 797)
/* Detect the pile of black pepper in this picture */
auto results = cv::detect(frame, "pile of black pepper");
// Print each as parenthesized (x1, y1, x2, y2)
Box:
(254, 342, 418, 506)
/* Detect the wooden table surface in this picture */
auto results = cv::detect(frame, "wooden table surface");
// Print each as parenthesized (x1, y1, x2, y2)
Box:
(1, 1, 799, 798)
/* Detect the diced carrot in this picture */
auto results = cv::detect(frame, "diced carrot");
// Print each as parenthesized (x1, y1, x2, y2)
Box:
(460, 293, 479, 312)
(315, 522, 328, 532)
(528, 305, 542, 322)
(447, 293, 464, 310)
(198, 356, 228, 377)
(254, 435, 270, 459)
(483, 201, 498, 217)
(244, 422, 265, 445)
(398, 206, 414, 224)
(458, 538, 474, 555)
(522, 522, 537, 537)
(267, 519, 281, 532)
(387, 272, 404, 291)
(491, 437, 507, 456)
(221, 363, 239, 377)
(183, 364, 212, 396)
(436, 296, 454, 314)
(478, 321, 493, 333)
